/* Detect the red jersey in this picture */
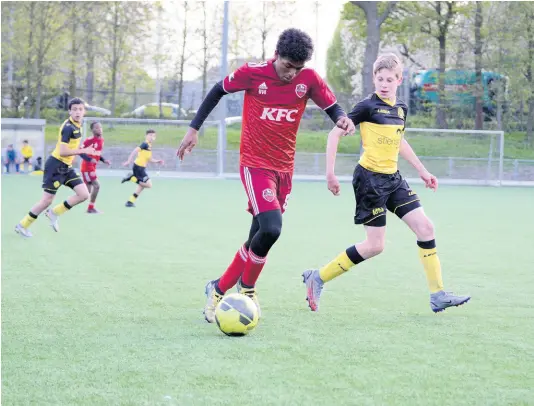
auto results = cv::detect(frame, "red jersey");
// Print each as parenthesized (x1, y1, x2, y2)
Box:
(222, 60, 337, 173)
(80, 136, 104, 171)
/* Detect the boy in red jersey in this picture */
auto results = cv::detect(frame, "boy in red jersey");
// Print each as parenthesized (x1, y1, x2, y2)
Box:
(80, 122, 111, 213)
(177, 28, 355, 323)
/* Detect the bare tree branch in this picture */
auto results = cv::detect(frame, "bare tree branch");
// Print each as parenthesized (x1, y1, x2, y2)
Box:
(378, 1, 397, 27)
(399, 44, 426, 69)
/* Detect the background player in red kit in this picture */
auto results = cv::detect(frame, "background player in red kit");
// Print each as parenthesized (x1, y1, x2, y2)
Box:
(80, 122, 110, 214)
(177, 28, 355, 323)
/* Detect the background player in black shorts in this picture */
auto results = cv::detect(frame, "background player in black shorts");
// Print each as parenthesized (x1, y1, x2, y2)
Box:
(15, 98, 98, 237)
(303, 54, 470, 314)
(121, 129, 164, 207)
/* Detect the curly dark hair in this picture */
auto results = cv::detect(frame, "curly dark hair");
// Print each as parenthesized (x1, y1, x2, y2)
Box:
(276, 28, 314, 63)
(68, 97, 85, 110)
(90, 121, 100, 130)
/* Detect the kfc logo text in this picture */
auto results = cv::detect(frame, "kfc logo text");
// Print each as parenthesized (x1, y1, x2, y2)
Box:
(260, 108, 299, 122)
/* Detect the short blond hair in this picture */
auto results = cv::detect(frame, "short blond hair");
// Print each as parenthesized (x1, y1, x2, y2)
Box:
(373, 53, 402, 77)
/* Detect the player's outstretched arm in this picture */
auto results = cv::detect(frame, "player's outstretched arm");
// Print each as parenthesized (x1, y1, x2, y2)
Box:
(150, 157, 164, 165)
(325, 126, 345, 196)
(59, 143, 99, 158)
(177, 82, 227, 160)
(123, 147, 140, 166)
(323, 104, 355, 136)
(400, 138, 438, 191)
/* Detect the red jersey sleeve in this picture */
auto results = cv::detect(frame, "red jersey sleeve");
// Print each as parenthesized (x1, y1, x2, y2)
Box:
(82, 138, 92, 148)
(308, 70, 337, 110)
(222, 63, 255, 93)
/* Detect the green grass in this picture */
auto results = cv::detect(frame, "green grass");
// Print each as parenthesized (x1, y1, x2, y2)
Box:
(2, 176, 534, 405)
(45, 123, 534, 160)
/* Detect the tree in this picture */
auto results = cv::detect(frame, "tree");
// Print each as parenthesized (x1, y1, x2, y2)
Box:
(474, 2, 484, 130)
(256, 2, 295, 60)
(410, 1, 458, 128)
(326, 20, 358, 102)
(198, 2, 209, 100)
(175, 1, 190, 119)
(519, 3, 534, 144)
(32, 2, 68, 118)
(228, 4, 255, 68)
(101, 2, 153, 116)
(350, 1, 397, 97)
(24, 3, 36, 118)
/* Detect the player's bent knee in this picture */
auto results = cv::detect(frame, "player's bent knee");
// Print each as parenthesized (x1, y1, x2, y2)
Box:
(74, 186, 90, 201)
(260, 223, 282, 244)
(41, 194, 55, 206)
(415, 218, 435, 240)
(367, 240, 385, 257)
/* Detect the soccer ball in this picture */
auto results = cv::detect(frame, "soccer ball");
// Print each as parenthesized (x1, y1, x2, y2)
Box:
(215, 293, 259, 336)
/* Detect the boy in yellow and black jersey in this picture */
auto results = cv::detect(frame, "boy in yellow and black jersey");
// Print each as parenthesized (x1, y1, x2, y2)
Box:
(303, 54, 470, 314)
(20, 140, 33, 172)
(121, 129, 164, 207)
(15, 98, 98, 237)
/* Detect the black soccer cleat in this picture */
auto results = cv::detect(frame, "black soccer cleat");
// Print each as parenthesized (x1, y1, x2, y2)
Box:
(121, 172, 133, 184)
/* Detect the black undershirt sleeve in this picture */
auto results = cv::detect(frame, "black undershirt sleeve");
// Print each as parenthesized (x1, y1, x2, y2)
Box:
(189, 81, 227, 130)
(324, 103, 346, 124)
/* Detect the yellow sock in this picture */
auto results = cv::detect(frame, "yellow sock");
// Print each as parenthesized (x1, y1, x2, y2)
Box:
(418, 243, 444, 293)
(130, 176, 138, 183)
(128, 193, 138, 203)
(20, 212, 37, 228)
(52, 201, 72, 216)
(319, 251, 356, 282)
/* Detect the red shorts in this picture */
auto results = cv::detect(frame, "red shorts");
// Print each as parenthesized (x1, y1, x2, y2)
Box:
(81, 170, 98, 184)
(239, 165, 292, 216)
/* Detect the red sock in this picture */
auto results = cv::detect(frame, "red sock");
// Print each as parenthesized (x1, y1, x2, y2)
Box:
(88, 203, 95, 210)
(241, 250, 267, 287)
(218, 244, 248, 293)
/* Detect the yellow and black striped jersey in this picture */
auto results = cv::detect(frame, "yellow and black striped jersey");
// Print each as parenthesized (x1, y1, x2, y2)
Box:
(348, 93, 408, 174)
(134, 141, 152, 167)
(51, 117, 82, 166)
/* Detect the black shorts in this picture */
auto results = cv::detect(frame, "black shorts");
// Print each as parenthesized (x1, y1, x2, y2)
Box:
(42, 156, 83, 195)
(23, 157, 31, 163)
(133, 164, 149, 184)
(352, 164, 421, 227)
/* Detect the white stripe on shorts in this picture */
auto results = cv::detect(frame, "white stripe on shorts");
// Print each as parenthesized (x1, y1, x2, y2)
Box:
(243, 166, 260, 215)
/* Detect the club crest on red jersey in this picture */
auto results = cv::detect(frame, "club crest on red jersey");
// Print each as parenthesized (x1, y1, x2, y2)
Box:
(262, 188, 275, 202)
(295, 84, 307, 98)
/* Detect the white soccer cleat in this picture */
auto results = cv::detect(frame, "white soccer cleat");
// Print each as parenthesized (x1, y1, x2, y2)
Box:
(45, 209, 60, 232)
(15, 223, 33, 238)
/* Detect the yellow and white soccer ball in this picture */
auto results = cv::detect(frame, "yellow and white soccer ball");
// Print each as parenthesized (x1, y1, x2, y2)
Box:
(215, 293, 259, 336)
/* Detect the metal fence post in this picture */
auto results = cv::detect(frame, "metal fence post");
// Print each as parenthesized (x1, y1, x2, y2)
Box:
(498, 131, 505, 186)
(448, 157, 454, 178)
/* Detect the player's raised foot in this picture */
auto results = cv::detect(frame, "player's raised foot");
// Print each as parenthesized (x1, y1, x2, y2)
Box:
(125, 201, 135, 208)
(302, 269, 324, 312)
(45, 209, 59, 232)
(204, 280, 223, 323)
(86, 207, 103, 214)
(121, 172, 133, 184)
(430, 290, 471, 313)
(15, 223, 33, 238)
(236, 278, 261, 318)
